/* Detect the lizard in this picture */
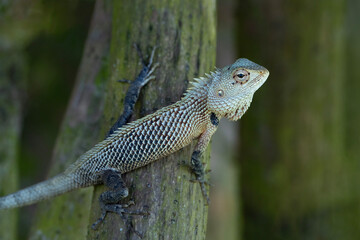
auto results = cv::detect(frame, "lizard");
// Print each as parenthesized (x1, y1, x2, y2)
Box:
(0, 49, 269, 230)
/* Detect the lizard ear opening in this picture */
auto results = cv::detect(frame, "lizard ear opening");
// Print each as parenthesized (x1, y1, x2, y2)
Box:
(217, 89, 224, 97)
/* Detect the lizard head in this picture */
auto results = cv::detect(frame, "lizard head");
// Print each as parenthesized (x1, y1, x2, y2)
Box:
(207, 58, 269, 121)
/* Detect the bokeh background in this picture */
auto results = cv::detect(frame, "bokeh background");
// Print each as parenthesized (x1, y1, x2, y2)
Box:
(1, 0, 359, 239)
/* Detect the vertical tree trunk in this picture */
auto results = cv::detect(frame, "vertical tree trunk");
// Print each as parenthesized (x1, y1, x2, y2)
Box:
(236, 0, 351, 239)
(344, 0, 360, 235)
(0, 51, 25, 240)
(29, 0, 112, 239)
(87, 0, 216, 239)
(29, 0, 216, 239)
(0, 1, 43, 239)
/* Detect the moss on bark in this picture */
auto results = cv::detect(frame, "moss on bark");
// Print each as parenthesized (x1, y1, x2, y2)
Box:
(0, 52, 25, 240)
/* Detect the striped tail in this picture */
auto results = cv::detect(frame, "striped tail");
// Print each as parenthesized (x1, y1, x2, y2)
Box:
(0, 173, 79, 209)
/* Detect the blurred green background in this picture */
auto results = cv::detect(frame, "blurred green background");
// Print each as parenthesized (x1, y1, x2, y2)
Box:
(1, 0, 359, 239)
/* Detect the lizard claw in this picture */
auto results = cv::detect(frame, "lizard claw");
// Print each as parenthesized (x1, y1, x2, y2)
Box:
(117, 79, 133, 84)
(140, 45, 159, 87)
(91, 202, 149, 230)
(141, 62, 159, 87)
(189, 164, 212, 205)
(190, 177, 211, 205)
(189, 178, 213, 187)
(132, 44, 159, 87)
(187, 151, 212, 205)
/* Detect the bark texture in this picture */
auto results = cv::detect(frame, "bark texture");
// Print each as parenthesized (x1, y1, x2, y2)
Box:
(0, 1, 41, 239)
(87, 0, 216, 239)
(27, 0, 216, 239)
(343, 0, 360, 235)
(0, 48, 24, 240)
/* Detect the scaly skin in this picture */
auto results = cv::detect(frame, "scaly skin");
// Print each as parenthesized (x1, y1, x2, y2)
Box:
(0, 58, 269, 216)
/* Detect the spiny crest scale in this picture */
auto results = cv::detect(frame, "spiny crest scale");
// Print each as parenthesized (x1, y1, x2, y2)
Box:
(184, 70, 220, 97)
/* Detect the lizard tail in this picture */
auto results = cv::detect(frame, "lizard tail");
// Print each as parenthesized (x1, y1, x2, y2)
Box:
(0, 173, 79, 209)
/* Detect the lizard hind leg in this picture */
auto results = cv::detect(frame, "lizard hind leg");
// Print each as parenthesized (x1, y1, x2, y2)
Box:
(190, 151, 212, 205)
(91, 169, 149, 238)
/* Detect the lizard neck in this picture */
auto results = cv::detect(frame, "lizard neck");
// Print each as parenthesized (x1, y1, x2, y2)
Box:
(223, 94, 253, 121)
(178, 80, 212, 137)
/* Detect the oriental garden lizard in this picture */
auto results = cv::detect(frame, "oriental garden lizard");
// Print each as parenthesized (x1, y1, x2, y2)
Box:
(0, 47, 269, 231)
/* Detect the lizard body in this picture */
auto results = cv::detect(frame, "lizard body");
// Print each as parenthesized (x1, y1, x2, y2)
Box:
(0, 57, 269, 224)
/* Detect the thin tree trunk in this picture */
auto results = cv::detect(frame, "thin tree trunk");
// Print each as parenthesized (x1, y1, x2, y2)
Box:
(87, 0, 216, 239)
(0, 1, 43, 239)
(343, 0, 360, 235)
(0, 50, 25, 240)
(29, 0, 112, 239)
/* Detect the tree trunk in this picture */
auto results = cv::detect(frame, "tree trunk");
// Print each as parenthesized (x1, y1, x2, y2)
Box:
(0, 1, 43, 239)
(29, 0, 216, 239)
(343, 0, 360, 235)
(235, 0, 351, 239)
(87, 0, 216, 239)
(0, 49, 25, 240)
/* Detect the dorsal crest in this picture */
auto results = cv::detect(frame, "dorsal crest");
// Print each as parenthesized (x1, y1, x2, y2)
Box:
(183, 70, 220, 98)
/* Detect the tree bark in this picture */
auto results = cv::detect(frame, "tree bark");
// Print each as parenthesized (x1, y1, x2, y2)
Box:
(0, 1, 43, 239)
(0, 49, 25, 240)
(27, 0, 216, 239)
(87, 0, 216, 239)
(343, 0, 360, 236)
(236, 0, 350, 239)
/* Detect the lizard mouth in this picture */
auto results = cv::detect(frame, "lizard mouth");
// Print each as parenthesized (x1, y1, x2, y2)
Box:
(224, 70, 268, 121)
(249, 69, 269, 91)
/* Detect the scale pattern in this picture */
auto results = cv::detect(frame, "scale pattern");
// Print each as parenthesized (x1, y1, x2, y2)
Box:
(66, 86, 210, 185)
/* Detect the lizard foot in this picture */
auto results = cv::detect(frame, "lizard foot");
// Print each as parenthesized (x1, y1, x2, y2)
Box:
(179, 161, 212, 204)
(190, 177, 211, 205)
(116, 45, 159, 86)
(189, 151, 211, 205)
(133, 43, 159, 87)
(117, 79, 133, 84)
(91, 201, 149, 232)
(92, 169, 149, 239)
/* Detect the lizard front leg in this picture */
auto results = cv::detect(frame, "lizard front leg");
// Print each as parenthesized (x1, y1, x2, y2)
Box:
(190, 113, 219, 205)
(106, 44, 158, 137)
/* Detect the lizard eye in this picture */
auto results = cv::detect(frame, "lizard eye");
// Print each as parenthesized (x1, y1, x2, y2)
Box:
(233, 69, 250, 85)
